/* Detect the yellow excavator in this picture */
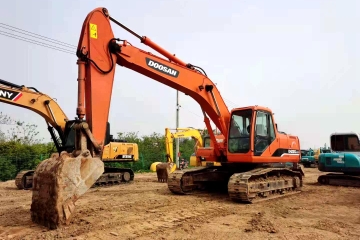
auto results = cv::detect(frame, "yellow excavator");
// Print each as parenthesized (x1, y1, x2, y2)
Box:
(151, 127, 203, 182)
(153, 128, 225, 182)
(0, 79, 139, 190)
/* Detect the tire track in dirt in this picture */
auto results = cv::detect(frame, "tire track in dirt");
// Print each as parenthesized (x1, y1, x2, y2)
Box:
(75, 204, 234, 239)
(27, 184, 234, 239)
(2, 170, 360, 240)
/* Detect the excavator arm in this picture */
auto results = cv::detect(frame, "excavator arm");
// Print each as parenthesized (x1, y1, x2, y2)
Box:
(76, 7, 232, 158)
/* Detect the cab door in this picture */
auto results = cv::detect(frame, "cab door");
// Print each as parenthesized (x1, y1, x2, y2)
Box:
(253, 110, 279, 156)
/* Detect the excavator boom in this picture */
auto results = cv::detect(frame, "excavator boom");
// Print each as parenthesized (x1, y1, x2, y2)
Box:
(0, 78, 68, 143)
(77, 8, 230, 157)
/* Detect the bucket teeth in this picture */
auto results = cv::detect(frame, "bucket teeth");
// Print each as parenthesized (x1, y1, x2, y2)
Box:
(30, 150, 104, 229)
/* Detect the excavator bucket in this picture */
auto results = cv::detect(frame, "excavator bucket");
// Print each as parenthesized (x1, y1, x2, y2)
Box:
(156, 163, 176, 182)
(30, 151, 104, 229)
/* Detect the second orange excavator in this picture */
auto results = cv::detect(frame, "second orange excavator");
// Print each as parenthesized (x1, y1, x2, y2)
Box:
(30, 7, 304, 229)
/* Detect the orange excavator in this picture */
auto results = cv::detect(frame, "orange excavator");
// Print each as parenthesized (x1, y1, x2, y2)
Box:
(0, 79, 138, 190)
(30, 7, 304, 229)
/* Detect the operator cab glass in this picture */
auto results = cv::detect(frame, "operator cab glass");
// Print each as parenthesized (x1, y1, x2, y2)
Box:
(253, 110, 277, 156)
(228, 109, 252, 153)
(228, 109, 277, 155)
(204, 136, 211, 147)
(331, 133, 360, 151)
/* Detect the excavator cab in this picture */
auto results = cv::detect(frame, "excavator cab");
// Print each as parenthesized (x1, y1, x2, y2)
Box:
(318, 133, 360, 186)
(225, 107, 302, 173)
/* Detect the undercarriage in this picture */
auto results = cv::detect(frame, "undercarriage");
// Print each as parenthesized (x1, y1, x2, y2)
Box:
(14, 167, 134, 190)
(318, 173, 360, 188)
(167, 164, 304, 203)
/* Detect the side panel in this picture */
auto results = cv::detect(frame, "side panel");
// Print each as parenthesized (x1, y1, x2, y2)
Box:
(102, 142, 139, 162)
(318, 152, 360, 173)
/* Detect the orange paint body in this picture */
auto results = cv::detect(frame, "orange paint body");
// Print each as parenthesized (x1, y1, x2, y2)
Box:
(76, 7, 300, 164)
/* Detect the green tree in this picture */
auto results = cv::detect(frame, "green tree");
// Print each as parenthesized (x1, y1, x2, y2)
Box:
(0, 113, 54, 181)
(198, 128, 218, 138)
(176, 138, 197, 161)
(6, 121, 44, 144)
(0, 112, 17, 143)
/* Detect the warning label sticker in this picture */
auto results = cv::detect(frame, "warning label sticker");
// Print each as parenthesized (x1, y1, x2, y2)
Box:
(90, 23, 97, 39)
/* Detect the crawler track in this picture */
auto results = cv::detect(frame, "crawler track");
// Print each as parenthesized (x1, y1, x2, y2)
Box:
(15, 170, 34, 190)
(167, 167, 210, 194)
(168, 167, 304, 203)
(92, 167, 135, 187)
(228, 168, 303, 203)
(318, 173, 360, 188)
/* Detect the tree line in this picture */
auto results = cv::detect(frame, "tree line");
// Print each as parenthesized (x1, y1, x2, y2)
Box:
(0, 113, 203, 181)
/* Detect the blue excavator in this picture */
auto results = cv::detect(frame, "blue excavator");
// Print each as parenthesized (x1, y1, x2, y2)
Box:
(300, 149, 316, 167)
(317, 132, 360, 187)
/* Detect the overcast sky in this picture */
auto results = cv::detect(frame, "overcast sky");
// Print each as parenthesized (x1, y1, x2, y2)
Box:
(0, 0, 358, 149)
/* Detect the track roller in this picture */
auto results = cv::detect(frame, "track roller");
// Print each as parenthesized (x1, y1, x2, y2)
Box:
(318, 173, 360, 187)
(15, 170, 35, 190)
(92, 167, 134, 187)
(168, 166, 304, 204)
(228, 168, 303, 203)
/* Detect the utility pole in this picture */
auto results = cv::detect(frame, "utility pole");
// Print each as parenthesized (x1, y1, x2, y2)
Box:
(175, 90, 180, 169)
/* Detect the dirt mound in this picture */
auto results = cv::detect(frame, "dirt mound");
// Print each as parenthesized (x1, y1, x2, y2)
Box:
(246, 211, 277, 233)
(0, 169, 360, 240)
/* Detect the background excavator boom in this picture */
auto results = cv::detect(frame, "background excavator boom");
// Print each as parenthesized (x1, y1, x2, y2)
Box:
(154, 127, 204, 182)
(0, 79, 68, 139)
(0, 79, 139, 190)
(165, 127, 203, 164)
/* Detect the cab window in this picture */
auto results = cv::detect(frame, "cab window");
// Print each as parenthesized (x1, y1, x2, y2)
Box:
(331, 134, 360, 151)
(228, 109, 252, 153)
(254, 111, 276, 156)
(204, 137, 211, 147)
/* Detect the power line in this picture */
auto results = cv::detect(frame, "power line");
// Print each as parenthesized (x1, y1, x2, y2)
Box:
(0, 31, 74, 55)
(183, 108, 202, 118)
(0, 22, 241, 113)
(0, 23, 76, 48)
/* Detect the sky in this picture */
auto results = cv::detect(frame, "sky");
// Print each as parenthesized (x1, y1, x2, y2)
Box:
(0, 0, 358, 149)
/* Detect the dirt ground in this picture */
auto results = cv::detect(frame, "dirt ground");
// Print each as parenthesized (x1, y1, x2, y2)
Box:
(0, 168, 360, 240)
